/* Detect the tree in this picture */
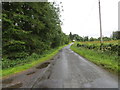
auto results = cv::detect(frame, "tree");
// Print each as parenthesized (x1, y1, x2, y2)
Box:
(90, 37, 94, 41)
(69, 32, 73, 41)
(103, 37, 111, 41)
(2, 2, 69, 60)
(72, 34, 83, 41)
(112, 31, 120, 40)
(84, 36, 89, 41)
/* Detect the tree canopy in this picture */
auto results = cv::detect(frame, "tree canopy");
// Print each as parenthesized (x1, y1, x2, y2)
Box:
(2, 2, 69, 59)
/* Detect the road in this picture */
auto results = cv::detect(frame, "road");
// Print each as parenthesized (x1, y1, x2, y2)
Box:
(2, 44, 118, 88)
(33, 44, 118, 88)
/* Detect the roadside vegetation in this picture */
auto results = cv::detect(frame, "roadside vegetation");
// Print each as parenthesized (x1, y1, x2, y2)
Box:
(2, 45, 66, 77)
(2, 2, 70, 77)
(71, 40, 119, 74)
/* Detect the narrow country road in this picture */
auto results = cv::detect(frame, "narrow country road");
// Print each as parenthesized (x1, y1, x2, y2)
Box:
(33, 44, 118, 88)
(2, 44, 118, 88)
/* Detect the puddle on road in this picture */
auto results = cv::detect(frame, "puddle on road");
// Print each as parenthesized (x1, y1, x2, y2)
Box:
(59, 49, 63, 52)
(36, 62, 50, 69)
(26, 71, 35, 75)
(2, 78, 13, 84)
(6, 82, 23, 88)
(57, 56, 60, 59)
(50, 58, 55, 61)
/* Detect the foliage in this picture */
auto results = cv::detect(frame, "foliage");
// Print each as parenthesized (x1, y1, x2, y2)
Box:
(98, 37, 112, 41)
(2, 45, 66, 77)
(2, 46, 61, 69)
(76, 40, 119, 55)
(71, 41, 119, 73)
(69, 32, 74, 41)
(73, 34, 83, 41)
(83, 36, 89, 41)
(2, 2, 69, 61)
(112, 31, 120, 40)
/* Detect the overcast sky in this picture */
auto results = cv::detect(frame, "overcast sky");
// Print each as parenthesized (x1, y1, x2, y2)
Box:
(49, 0, 119, 38)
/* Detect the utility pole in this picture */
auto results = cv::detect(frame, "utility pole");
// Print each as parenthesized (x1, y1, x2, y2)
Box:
(98, 0, 103, 44)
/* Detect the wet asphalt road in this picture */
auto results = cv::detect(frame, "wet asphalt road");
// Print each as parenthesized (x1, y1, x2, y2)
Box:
(33, 44, 118, 88)
(2, 44, 118, 88)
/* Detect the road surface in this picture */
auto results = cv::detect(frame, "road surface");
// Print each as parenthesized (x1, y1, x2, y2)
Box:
(33, 44, 118, 88)
(2, 44, 118, 88)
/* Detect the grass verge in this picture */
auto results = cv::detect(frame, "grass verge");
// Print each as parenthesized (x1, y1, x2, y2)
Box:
(70, 43, 118, 74)
(2, 45, 66, 77)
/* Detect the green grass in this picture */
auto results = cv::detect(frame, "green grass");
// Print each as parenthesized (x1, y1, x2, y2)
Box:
(2, 45, 66, 77)
(70, 43, 118, 74)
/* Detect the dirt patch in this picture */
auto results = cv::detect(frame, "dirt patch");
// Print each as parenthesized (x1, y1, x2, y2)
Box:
(2, 78, 13, 84)
(26, 71, 35, 75)
(36, 62, 50, 69)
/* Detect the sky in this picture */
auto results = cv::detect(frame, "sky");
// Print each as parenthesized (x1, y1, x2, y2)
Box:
(49, 0, 119, 38)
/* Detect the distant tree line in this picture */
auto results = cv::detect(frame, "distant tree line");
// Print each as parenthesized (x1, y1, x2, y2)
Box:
(69, 31, 120, 42)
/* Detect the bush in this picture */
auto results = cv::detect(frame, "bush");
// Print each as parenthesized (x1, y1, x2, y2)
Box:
(76, 42, 119, 55)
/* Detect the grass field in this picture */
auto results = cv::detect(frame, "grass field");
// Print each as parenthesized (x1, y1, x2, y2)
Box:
(70, 40, 119, 74)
